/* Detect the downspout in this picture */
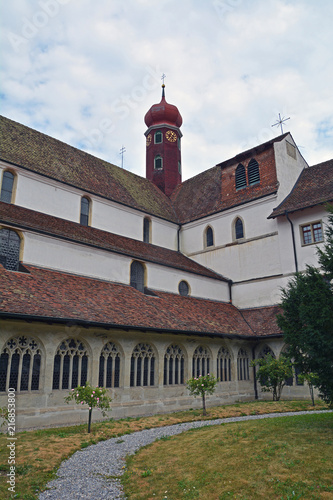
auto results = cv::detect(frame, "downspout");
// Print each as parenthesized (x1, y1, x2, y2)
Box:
(285, 210, 298, 272)
(252, 344, 258, 400)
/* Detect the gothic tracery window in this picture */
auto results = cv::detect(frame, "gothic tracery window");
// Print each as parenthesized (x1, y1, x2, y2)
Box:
(130, 343, 155, 387)
(98, 342, 121, 388)
(52, 338, 88, 390)
(164, 345, 185, 385)
(0, 336, 41, 392)
(237, 348, 250, 381)
(217, 347, 231, 382)
(192, 346, 210, 377)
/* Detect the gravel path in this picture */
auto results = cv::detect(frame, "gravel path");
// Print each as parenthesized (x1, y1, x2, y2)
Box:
(39, 410, 332, 500)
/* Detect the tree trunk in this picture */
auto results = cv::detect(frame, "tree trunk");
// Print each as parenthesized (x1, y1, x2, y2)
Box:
(309, 384, 315, 406)
(202, 392, 206, 416)
(88, 408, 92, 433)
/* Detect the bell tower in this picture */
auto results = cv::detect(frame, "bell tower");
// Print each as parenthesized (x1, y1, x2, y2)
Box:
(144, 84, 183, 196)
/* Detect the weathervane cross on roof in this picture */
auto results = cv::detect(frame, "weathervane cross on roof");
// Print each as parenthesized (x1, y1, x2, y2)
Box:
(161, 73, 166, 85)
(272, 113, 290, 134)
(119, 145, 126, 169)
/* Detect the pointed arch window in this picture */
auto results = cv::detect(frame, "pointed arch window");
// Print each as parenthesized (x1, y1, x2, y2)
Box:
(164, 345, 185, 385)
(143, 217, 151, 243)
(130, 343, 155, 387)
(0, 229, 21, 271)
(205, 226, 214, 247)
(80, 196, 90, 226)
(154, 155, 163, 170)
(154, 130, 163, 144)
(237, 348, 250, 381)
(217, 347, 231, 382)
(52, 338, 88, 390)
(99, 342, 121, 388)
(130, 261, 145, 293)
(0, 336, 41, 392)
(248, 158, 260, 185)
(192, 346, 210, 377)
(0, 171, 15, 203)
(235, 164, 246, 190)
(235, 218, 244, 239)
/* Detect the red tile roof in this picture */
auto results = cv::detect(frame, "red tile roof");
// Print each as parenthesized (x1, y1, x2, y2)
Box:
(0, 115, 178, 222)
(0, 202, 226, 281)
(0, 264, 281, 338)
(240, 306, 282, 337)
(269, 160, 333, 218)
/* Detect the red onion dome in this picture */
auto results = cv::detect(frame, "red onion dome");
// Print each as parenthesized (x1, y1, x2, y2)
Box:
(144, 85, 182, 128)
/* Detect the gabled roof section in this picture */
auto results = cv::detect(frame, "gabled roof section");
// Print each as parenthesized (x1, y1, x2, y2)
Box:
(0, 115, 178, 222)
(171, 134, 287, 223)
(0, 265, 280, 338)
(0, 202, 226, 281)
(240, 306, 282, 337)
(268, 159, 333, 218)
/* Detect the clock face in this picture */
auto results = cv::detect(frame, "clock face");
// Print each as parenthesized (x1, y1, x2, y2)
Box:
(146, 134, 152, 147)
(166, 130, 177, 142)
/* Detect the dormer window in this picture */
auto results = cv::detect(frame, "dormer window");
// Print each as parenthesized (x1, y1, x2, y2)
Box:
(248, 158, 260, 185)
(80, 196, 91, 226)
(154, 131, 163, 144)
(235, 164, 246, 190)
(0, 170, 15, 203)
(154, 155, 163, 170)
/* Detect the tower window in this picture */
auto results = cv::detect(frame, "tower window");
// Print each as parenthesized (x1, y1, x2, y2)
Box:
(0, 171, 15, 203)
(248, 159, 260, 185)
(143, 217, 151, 243)
(80, 196, 90, 226)
(235, 218, 244, 239)
(205, 226, 214, 247)
(0, 229, 21, 271)
(178, 161, 182, 175)
(130, 261, 145, 293)
(154, 155, 163, 170)
(178, 280, 189, 296)
(154, 131, 163, 144)
(235, 164, 246, 190)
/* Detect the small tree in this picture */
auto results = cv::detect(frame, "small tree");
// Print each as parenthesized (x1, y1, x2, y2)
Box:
(251, 354, 293, 401)
(65, 382, 112, 433)
(186, 374, 218, 415)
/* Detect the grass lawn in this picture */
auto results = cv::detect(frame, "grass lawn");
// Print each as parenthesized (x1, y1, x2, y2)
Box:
(123, 413, 333, 500)
(0, 400, 330, 499)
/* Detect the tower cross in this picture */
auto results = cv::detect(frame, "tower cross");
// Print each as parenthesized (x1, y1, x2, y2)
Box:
(271, 113, 290, 134)
(119, 145, 126, 169)
(161, 73, 166, 85)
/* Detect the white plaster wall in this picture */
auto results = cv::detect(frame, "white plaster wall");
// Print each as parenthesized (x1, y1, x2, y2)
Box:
(232, 274, 292, 308)
(151, 218, 178, 250)
(273, 136, 308, 205)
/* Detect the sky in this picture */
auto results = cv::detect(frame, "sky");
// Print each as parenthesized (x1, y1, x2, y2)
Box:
(1, 0, 332, 181)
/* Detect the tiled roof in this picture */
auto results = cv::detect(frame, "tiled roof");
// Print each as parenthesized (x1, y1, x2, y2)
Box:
(0, 115, 178, 222)
(269, 160, 333, 218)
(240, 306, 282, 337)
(171, 134, 287, 223)
(0, 265, 281, 338)
(0, 202, 226, 281)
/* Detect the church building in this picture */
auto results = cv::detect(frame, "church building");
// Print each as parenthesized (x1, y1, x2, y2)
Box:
(0, 85, 332, 430)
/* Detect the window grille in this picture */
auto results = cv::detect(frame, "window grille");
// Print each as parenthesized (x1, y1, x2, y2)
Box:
(98, 342, 121, 388)
(235, 218, 244, 239)
(80, 197, 90, 226)
(206, 227, 214, 247)
(178, 280, 189, 296)
(52, 338, 88, 390)
(130, 343, 155, 387)
(217, 347, 232, 382)
(0, 336, 41, 392)
(192, 346, 210, 378)
(130, 261, 145, 293)
(248, 159, 260, 185)
(164, 345, 185, 385)
(237, 348, 250, 381)
(235, 164, 246, 190)
(0, 229, 20, 271)
(0, 171, 15, 203)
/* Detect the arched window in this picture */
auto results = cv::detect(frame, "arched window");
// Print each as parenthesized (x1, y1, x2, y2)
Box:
(235, 218, 244, 239)
(178, 161, 182, 174)
(154, 155, 163, 170)
(258, 345, 275, 359)
(130, 343, 155, 387)
(178, 280, 189, 296)
(0, 336, 41, 392)
(80, 196, 90, 226)
(248, 158, 260, 185)
(52, 338, 88, 390)
(237, 348, 250, 381)
(235, 164, 246, 190)
(164, 345, 185, 385)
(0, 171, 15, 203)
(154, 130, 163, 144)
(205, 226, 214, 247)
(0, 229, 21, 271)
(217, 347, 231, 382)
(143, 218, 151, 243)
(99, 342, 121, 388)
(130, 261, 145, 293)
(192, 346, 211, 378)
